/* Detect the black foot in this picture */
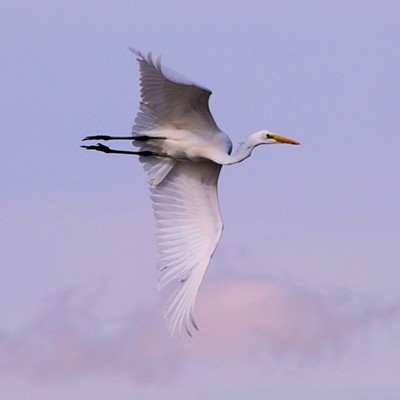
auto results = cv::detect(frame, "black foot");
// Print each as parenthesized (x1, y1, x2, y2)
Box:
(81, 143, 112, 153)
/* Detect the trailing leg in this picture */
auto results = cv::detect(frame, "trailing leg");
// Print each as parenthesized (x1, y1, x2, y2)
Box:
(82, 135, 166, 142)
(81, 143, 154, 156)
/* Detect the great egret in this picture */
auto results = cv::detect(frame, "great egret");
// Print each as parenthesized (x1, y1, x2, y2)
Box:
(82, 49, 299, 336)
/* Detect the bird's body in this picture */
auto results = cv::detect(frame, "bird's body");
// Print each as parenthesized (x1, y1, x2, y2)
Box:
(82, 49, 299, 336)
(137, 126, 232, 162)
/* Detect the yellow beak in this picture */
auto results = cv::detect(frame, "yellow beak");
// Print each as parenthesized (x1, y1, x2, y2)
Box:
(269, 134, 300, 145)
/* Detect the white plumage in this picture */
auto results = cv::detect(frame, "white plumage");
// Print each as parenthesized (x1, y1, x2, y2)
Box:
(82, 49, 299, 336)
(152, 161, 222, 336)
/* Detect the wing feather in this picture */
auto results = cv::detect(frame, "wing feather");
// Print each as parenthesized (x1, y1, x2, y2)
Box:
(131, 49, 220, 133)
(150, 160, 223, 336)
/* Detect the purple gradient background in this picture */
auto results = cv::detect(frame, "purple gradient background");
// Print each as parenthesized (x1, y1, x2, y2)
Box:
(1, 1, 400, 399)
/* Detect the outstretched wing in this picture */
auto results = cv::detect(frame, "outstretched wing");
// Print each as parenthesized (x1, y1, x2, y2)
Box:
(131, 49, 222, 187)
(131, 48, 221, 134)
(151, 160, 223, 336)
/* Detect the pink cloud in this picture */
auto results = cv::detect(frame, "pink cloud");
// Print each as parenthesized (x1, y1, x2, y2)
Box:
(0, 278, 397, 381)
(193, 279, 394, 359)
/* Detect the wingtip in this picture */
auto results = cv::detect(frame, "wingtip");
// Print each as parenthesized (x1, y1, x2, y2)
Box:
(184, 325, 193, 338)
(128, 47, 138, 56)
(128, 47, 146, 62)
(128, 48, 163, 71)
(164, 312, 199, 338)
(190, 313, 199, 332)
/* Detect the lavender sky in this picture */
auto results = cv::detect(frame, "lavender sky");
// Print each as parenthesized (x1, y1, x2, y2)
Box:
(1, 1, 400, 399)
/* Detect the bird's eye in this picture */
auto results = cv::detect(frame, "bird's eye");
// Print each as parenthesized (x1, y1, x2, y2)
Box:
(266, 133, 273, 139)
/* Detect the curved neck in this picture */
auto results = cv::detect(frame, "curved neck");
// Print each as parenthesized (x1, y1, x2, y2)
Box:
(214, 134, 261, 165)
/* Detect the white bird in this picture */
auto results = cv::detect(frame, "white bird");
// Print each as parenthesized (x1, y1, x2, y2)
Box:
(82, 49, 299, 336)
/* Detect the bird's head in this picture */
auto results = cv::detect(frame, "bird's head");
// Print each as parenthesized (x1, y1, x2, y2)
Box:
(257, 130, 300, 146)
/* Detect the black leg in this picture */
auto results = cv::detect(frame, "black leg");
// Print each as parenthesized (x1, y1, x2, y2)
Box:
(82, 135, 134, 141)
(81, 143, 154, 156)
(82, 135, 166, 142)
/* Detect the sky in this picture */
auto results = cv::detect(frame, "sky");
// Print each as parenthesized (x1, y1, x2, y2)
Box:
(1, 1, 400, 399)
